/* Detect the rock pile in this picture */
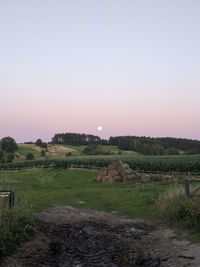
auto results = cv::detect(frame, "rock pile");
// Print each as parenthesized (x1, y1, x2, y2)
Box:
(97, 160, 141, 183)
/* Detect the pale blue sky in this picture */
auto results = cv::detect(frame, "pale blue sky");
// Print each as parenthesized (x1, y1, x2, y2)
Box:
(0, 0, 200, 142)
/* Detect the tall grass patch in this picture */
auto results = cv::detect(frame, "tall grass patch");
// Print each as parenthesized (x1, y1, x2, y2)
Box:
(0, 201, 35, 260)
(157, 185, 200, 235)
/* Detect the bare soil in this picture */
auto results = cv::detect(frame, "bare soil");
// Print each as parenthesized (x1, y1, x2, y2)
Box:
(2, 206, 200, 267)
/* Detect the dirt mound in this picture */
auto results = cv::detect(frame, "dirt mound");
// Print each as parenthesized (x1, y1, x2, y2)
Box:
(97, 160, 140, 183)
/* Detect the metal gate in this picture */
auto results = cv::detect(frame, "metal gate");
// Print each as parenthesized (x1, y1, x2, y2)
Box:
(184, 179, 200, 198)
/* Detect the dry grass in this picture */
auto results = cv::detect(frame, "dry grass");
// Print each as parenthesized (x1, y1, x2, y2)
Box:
(157, 185, 185, 214)
(157, 184, 200, 235)
(47, 144, 75, 156)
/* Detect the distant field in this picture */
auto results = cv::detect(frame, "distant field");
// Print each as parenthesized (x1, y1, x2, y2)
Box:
(18, 144, 41, 157)
(102, 146, 137, 155)
(62, 145, 137, 156)
(63, 145, 86, 155)
(47, 144, 75, 157)
(17, 144, 76, 159)
(16, 144, 137, 159)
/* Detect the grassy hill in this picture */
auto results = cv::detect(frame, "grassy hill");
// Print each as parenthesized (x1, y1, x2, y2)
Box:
(16, 144, 137, 161)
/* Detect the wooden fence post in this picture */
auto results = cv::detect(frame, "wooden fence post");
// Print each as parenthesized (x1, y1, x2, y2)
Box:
(184, 179, 190, 198)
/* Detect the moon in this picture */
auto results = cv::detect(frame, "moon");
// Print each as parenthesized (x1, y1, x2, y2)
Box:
(97, 126, 102, 131)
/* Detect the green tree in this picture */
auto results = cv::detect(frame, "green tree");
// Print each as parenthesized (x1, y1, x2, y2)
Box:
(0, 137, 18, 153)
(35, 139, 42, 146)
(35, 139, 47, 149)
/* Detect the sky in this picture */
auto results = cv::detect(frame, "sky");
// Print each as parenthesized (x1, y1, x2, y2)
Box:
(0, 0, 200, 142)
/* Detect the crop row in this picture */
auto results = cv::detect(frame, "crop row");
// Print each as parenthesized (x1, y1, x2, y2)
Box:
(0, 155, 200, 173)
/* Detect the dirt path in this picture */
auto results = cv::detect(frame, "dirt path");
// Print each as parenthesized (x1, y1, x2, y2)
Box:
(2, 206, 200, 267)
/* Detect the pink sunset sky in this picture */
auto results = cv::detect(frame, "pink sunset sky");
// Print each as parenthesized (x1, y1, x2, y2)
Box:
(0, 0, 200, 142)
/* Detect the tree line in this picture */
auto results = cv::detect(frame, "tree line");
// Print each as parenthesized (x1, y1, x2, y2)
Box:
(52, 133, 107, 145)
(52, 133, 200, 155)
(108, 136, 200, 155)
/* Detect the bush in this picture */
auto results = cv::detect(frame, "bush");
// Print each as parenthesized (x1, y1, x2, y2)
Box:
(83, 145, 111, 155)
(0, 201, 35, 259)
(41, 150, 46, 157)
(66, 152, 72, 157)
(7, 154, 14, 163)
(26, 153, 34, 160)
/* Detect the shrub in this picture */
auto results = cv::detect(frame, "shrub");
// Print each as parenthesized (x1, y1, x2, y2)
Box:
(41, 150, 46, 157)
(26, 153, 34, 160)
(7, 154, 14, 163)
(83, 145, 111, 155)
(66, 152, 72, 157)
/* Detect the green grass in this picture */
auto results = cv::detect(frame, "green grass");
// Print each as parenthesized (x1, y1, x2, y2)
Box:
(0, 201, 35, 259)
(64, 145, 137, 155)
(0, 169, 167, 218)
(63, 145, 87, 155)
(18, 145, 41, 157)
(2, 169, 200, 241)
(104, 146, 137, 155)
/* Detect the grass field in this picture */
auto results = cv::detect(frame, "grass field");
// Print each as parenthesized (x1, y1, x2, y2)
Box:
(1, 168, 200, 242)
(0, 169, 167, 218)
(18, 145, 41, 158)
(52, 145, 137, 156)
(63, 145, 87, 155)
(16, 144, 137, 160)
